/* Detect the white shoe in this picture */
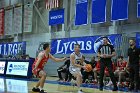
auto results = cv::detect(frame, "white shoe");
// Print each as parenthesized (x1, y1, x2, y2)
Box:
(117, 82, 120, 86)
(106, 81, 112, 86)
(78, 90, 83, 93)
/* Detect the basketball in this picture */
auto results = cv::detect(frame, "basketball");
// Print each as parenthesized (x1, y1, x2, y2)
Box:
(85, 64, 92, 72)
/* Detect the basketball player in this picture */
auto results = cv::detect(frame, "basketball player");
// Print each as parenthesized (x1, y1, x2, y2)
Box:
(32, 43, 66, 93)
(97, 37, 118, 91)
(69, 44, 86, 93)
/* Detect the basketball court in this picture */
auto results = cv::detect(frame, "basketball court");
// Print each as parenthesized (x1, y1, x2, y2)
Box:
(0, 77, 129, 93)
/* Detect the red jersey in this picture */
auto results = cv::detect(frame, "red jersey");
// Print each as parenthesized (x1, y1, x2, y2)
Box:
(117, 61, 127, 70)
(32, 52, 49, 69)
(95, 61, 100, 72)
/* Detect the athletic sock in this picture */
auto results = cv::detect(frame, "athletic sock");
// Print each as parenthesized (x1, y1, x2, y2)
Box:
(34, 86, 39, 89)
(78, 88, 82, 91)
(39, 87, 43, 91)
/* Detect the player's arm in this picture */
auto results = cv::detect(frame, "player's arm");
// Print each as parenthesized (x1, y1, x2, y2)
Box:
(98, 52, 104, 58)
(49, 54, 66, 62)
(126, 56, 130, 68)
(126, 49, 130, 67)
(34, 53, 44, 69)
(70, 54, 84, 68)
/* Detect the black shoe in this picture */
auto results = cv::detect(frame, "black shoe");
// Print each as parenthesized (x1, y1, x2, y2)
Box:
(99, 87, 103, 91)
(32, 87, 40, 92)
(128, 86, 134, 91)
(134, 89, 138, 92)
(40, 90, 46, 93)
(112, 87, 118, 91)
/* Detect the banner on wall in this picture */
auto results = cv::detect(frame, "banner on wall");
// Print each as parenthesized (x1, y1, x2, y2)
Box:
(51, 34, 121, 54)
(0, 42, 26, 56)
(92, 0, 106, 23)
(24, 3, 33, 32)
(13, 6, 22, 34)
(136, 33, 140, 48)
(137, 0, 140, 17)
(111, 0, 128, 21)
(4, 8, 13, 35)
(75, 0, 88, 25)
(49, 9, 64, 25)
(0, 9, 4, 36)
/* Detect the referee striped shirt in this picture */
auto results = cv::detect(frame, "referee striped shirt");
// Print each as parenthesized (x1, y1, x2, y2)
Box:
(98, 44, 115, 58)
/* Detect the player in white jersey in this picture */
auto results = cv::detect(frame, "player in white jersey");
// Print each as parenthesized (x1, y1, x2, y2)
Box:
(69, 44, 86, 93)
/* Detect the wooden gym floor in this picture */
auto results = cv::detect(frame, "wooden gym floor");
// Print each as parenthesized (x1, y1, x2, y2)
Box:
(0, 77, 131, 93)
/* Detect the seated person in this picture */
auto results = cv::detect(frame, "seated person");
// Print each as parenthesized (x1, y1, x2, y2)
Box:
(82, 56, 96, 83)
(114, 56, 127, 86)
(93, 56, 101, 83)
(57, 58, 72, 82)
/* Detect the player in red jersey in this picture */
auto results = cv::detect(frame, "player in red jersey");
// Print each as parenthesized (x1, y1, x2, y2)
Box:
(32, 43, 66, 93)
(114, 56, 127, 86)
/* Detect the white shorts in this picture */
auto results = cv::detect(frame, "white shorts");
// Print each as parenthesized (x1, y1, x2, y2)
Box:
(69, 66, 81, 76)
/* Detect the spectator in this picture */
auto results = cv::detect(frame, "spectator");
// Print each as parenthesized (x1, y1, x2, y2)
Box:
(127, 39, 140, 92)
(93, 56, 100, 83)
(57, 58, 72, 82)
(114, 56, 127, 87)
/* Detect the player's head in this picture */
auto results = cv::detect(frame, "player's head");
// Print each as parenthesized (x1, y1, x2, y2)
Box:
(129, 39, 135, 46)
(43, 43, 51, 52)
(74, 44, 80, 52)
(118, 56, 123, 62)
(102, 36, 108, 45)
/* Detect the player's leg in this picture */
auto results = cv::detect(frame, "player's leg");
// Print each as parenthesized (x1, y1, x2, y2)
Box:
(106, 61, 118, 91)
(129, 66, 135, 91)
(36, 70, 47, 93)
(73, 71, 83, 93)
(118, 71, 126, 86)
(57, 68, 64, 81)
(99, 61, 105, 91)
(32, 69, 41, 92)
(35, 79, 41, 87)
(82, 71, 88, 83)
(133, 65, 139, 92)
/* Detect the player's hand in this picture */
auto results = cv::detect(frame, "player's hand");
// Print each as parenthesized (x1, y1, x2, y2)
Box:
(82, 66, 87, 70)
(100, 55, 104, 58)
(126, 63, 129, 68)
(93, 68, 97, 71)
(102, 54, 107, 58)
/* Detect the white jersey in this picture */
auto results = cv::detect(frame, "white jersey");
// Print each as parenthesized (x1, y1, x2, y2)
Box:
(69, 52, 83, 72)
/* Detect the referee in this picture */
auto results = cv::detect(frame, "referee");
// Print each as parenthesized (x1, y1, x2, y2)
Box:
(97, 37, 118, 91)
(127, 39, 140, 92)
